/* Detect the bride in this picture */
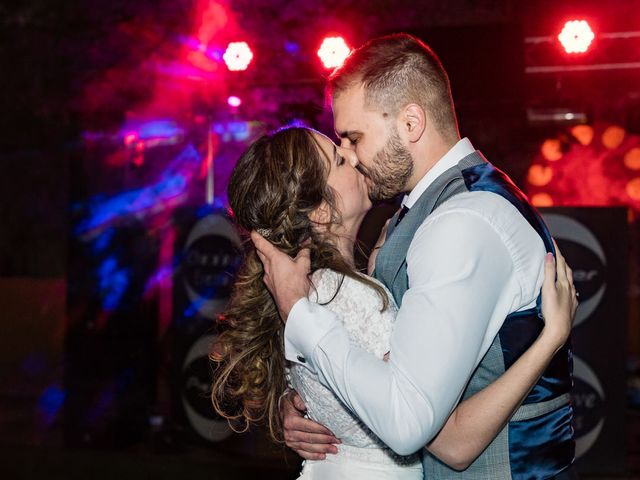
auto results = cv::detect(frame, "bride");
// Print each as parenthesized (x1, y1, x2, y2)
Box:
(211, 126, 577, 479)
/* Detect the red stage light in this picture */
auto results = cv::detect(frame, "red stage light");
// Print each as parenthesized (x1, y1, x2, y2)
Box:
(227, 95, 242, 107)
(558, 20, 595, 54)
(223, 41, 253, 71)
(318, 36, 350, 69)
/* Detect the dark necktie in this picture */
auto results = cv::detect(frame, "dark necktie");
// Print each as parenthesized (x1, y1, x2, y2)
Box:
(395, 205, 410, 226)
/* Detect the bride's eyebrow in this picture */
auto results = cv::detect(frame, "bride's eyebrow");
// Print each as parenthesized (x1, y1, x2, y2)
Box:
(333, 144, 339, 164)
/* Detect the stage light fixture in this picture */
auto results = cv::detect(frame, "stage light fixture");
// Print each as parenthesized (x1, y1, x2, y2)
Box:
(223, 41, 253, 71)
(318, 36, 350, 69)
(558, 20, 595, 54)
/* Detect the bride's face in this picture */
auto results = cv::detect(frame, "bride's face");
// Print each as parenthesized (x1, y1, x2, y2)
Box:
(311, 131, 372, 225)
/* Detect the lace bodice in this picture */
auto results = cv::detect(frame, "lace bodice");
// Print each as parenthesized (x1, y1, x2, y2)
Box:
(289, 269, 420, 466)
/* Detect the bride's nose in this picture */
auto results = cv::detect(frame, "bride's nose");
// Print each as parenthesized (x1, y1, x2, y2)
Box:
(337, 146, 359, 168)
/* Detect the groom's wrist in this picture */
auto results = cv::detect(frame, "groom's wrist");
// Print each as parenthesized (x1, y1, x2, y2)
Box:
(279, 294, 305, 323)
(283, 298, 340, 371)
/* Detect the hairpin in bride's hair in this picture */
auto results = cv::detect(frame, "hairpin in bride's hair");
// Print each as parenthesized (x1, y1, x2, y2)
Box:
(255, 227, 272, 238)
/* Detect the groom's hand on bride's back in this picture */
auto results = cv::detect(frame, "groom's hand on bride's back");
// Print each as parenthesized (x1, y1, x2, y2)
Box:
(251, 231, 311, 322)
(280, 390, 340, 460)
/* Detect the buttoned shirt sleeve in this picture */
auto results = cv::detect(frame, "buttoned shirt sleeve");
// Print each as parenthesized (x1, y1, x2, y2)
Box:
(284, 207, 521, 456)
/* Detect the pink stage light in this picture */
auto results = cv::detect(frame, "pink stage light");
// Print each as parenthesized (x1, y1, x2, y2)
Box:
(227, 95, 242, 107)
(558, 20, 595, 54)
(223, 41, 253, 71)
(318, 36, 350, 69)
(124, 133, 137, 146)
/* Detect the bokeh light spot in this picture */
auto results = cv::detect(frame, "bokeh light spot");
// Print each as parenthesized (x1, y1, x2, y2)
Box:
(570, 125, 594, 146)
(602, 126, 626, 150)
(531, 193, 554, 207)
(528, 165, 554, 187)
(624, 148, 640, 171)
(541, 139, 563, 162)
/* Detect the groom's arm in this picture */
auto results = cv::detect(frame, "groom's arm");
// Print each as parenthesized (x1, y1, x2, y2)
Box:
(280, 211, 518, 456)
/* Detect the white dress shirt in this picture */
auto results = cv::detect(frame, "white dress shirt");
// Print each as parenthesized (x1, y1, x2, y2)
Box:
(283, 138, 547, 456)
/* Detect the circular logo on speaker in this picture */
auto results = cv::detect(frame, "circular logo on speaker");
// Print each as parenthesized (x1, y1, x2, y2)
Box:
(181, 334, 232, 442)
(541, 214, 607, 326)
(182, 214, 241, 319)
(572, 355, 605, 458)
(184, 235, 240, 299)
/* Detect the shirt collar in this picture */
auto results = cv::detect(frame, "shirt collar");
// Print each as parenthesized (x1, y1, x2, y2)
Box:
(402, 137, 475, 209)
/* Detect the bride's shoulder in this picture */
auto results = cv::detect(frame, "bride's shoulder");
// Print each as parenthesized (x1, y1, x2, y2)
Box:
(309, 269, 395, 311)
(308, 268, 343, 303)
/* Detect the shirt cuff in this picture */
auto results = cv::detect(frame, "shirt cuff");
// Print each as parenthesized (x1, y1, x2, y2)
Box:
(284, 297, 340, 372)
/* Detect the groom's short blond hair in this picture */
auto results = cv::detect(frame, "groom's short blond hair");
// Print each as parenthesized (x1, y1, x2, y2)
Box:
(327, 33, 458, 141)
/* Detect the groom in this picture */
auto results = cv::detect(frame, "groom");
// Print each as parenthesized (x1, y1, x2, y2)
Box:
(253, 34, 575, 479)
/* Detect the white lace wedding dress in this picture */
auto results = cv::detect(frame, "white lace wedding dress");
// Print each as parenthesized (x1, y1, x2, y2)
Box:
(289, 269, 423, 479)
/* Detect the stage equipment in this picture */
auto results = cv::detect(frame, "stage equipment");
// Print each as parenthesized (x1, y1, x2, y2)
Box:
(541, 207, 627, 476)
(559, 20, 595, 54)
(168, 208, 242, 444)
(223, 41, 253, 71)
(317, 36, 350, 69)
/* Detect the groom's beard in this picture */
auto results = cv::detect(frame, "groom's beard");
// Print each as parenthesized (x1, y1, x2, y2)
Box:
(360, 129, 414, 202)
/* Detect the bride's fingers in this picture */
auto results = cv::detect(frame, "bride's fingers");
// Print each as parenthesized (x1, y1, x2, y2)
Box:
(542, 253, 556, 299)
(566, 264, 574, 286)
(554, 246, 569, 287)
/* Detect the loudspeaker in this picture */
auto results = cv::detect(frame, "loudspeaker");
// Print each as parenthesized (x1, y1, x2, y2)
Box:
(168, 207, 242, 445)
(541, 207, 628, 475)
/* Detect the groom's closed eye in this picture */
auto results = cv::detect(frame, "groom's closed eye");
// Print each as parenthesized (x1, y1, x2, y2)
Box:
(338, 130, 361, 148)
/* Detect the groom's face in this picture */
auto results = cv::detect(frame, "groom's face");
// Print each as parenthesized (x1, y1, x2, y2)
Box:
(333, 84, 413, 201)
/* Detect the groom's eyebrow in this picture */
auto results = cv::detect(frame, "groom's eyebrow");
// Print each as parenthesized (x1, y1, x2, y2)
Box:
(338, 130, 358, 138)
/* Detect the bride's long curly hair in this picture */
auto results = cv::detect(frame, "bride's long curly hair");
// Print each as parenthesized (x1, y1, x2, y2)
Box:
(210, 126, 388, 441)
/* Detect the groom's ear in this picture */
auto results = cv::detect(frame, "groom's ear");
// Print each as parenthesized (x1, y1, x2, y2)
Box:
(400, 104, 426, 143)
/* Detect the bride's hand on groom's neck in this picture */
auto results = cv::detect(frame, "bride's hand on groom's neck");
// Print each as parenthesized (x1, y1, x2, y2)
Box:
(251, 231, 311, 322)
